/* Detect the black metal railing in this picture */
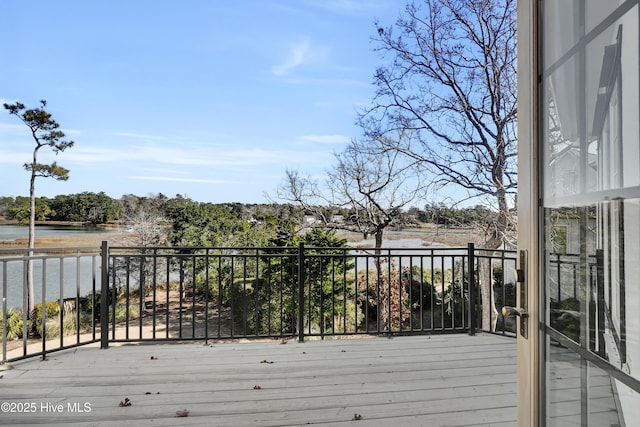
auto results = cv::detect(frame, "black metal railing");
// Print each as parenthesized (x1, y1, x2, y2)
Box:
(2, 242, 518, 362)
(1, 246, 103, 363)
(547, 251, 614, 359)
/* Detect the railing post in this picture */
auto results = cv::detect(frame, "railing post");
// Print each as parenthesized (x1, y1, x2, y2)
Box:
(2, 261, 7, 364)
(100, 241, 109, 349)
(468, 243, 476, 336)
(297, 242, 305, 343)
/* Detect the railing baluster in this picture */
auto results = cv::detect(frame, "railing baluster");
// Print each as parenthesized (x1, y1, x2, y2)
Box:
(22, 253, 28, 357)
(165, 253, 171, 340)
(100, 241, 109, 349)
(468, 243, 476, 335)
(192, 254, 196, 339)
(2, 259, 7, 362)
(41, 259, 47, 358)
(152, 249, 157, 340)
(92, 254, 97, 342)
(204, 249, 209, 343)
(76, 251, 81, 344)
(243, 255, 248, 337)
(59, 257, 64, 349)
(297, 242, 305, 342)
(217, 255, 222, 339)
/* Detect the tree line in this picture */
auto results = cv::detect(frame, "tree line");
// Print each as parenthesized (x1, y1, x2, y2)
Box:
(0, 192, 502, 232)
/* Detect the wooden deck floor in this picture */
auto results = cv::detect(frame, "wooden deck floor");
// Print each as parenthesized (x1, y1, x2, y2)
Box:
(0, 333, 517, 426)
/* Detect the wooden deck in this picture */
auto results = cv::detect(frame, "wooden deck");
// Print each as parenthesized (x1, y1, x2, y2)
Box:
(0, 333, 517, 426)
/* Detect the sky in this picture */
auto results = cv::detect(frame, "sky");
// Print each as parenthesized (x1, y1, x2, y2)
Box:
(0, 0, 405, 204)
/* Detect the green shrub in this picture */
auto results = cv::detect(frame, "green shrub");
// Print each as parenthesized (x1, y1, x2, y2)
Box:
(1, 309, 26, 340)
(195, 271, 221, 303)
(34, 301, 61, 337)
(113, 303, 140, 323)
(442, 279, 467, 326)
(40, 309, 92, 339)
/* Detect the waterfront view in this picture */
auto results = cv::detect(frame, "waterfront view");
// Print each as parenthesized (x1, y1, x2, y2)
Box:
(0, 223, 114, 242)
(0, 224, 113, 308)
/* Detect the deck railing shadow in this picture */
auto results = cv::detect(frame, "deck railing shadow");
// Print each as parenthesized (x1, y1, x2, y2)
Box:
(2, 242, 518, 362)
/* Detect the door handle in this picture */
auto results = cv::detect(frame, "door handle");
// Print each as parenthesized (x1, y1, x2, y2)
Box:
(501, 304, 528, 338)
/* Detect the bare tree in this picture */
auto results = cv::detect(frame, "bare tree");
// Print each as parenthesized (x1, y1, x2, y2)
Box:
(117, 194, 167, 247)
(279, 134, 424, 253)
(358, 0, 517, 331)
(359, 0, 517, 249)
(4, 100, 74, 321)
(114, 194, 168, 303)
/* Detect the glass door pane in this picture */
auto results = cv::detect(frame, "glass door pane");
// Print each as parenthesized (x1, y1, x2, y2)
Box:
(540, 1, 640, 425)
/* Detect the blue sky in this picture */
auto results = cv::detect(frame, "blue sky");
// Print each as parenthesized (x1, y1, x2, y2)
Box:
(0, 0, 403, 204)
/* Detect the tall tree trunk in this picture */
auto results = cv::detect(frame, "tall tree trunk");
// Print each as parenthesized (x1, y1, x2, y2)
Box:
(27, 161, 36, 333)
(4, 100, 75, 336)
(480, 189, 510, 331)
(374, 228, 384, 256)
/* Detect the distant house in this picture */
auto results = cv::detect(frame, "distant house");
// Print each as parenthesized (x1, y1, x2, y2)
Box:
(303, 215, 317, 224)
(330, 215, 345, 224)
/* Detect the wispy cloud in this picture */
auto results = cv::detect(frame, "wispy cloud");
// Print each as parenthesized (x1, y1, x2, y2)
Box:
(111, 132, 168, 141)
(301, 134, 350, 144)
(272, 38, 330, 76)
(304, 0, 388, 14)
(273, 75, 369, 87)
(58, 144, 324, 168)
(136, 167, 189, 175)
(126, 175, 235, 184)
(0, 149, 28, 164)
(308, 0, 363, 13)
(272, 38, 312, 76)
(0, 122, 29, 134)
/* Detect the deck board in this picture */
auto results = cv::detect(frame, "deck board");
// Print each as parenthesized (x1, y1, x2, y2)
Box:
(0, 333, 517, 426)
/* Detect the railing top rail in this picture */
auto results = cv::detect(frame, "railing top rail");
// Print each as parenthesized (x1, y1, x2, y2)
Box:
(0, 246, 102, 257)
(472, 247, 517, 254)
(549, 251, 597, 258)
(106, 245, 512, 252)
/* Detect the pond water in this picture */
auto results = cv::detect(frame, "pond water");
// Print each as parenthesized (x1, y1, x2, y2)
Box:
(0, 224, 111, 241)
(1, 255, 101, 310)
(0, 224, 113, 309)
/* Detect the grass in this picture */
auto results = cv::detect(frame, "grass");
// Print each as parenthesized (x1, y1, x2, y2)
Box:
(0, 233, 127, 249)
(336, 224, 482, 247)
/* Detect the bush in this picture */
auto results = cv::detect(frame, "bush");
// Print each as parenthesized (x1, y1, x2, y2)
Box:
(40, 309, 93, 339)
(1, 309, 26, 340)
(357, 258, 411, 331)
(404, 266, 438, 309)
(442, 278, 467, 327)
(113, 304, 140, 323)
(247, 229, 355, 336)
(30, 301, 99, 339)
(195, 271, 221, 304)
(34, 301, 61, 337)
